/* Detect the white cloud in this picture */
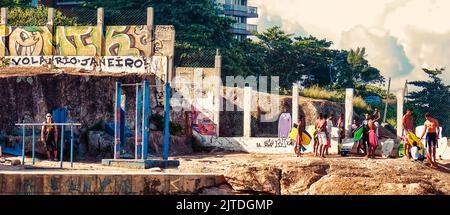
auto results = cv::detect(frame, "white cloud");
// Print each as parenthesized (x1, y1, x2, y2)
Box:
(248, 0, 450, 90)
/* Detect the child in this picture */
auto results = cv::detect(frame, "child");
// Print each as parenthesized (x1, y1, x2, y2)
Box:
(410, 141, 421, 161)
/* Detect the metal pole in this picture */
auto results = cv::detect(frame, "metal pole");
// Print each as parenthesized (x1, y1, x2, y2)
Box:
(70, 126, 74, 168)
(383, 77, 391, 124)
(60, 125, 64, 168)
(114, 82, 122, 159)
(142, 80, 150, 160)
(163, 82, 170, 161)
(21, 125, 25, 165)
(32, 126, 35, 165)
(135, 84, 142, 160)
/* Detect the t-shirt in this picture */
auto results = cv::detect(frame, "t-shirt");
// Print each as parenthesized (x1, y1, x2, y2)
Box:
(326, 119, 333, 135)
(411, 146, 420, 160)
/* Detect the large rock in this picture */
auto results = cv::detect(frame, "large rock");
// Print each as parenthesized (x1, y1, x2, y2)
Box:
(87, 131, 113, 155)
(280, 161, 330, 195)
(225, 164, 282, 195)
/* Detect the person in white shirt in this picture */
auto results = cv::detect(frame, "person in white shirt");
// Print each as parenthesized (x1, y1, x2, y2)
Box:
(325, 113, 334, 155)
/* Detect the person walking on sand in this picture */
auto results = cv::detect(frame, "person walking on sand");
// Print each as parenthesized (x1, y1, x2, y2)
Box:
(325, 113, 334, 155)
(402, 108, 414, 159)
(294, 116, 304, 157)
(313, 114, 322, 157)
(41, 113, 58, 161)
(316, 113, 328, 158)
(419, 113, 440, 168)
(367, 109, 381, 158)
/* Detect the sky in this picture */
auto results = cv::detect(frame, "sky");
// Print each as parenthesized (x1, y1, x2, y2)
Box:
(248, 0, 450, 91)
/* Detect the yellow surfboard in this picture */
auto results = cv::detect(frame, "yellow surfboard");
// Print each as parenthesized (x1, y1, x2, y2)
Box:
(407, 132, 424, 155)
(289, 128, 312, 145)
(301, 130, 312, 145)
(289, 128, 299, 141)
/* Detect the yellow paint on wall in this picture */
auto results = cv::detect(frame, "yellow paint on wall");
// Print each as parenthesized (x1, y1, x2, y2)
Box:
(105, 25, 150, 56)
(8, 26, 53, 56)
(55, 26, 101, 56)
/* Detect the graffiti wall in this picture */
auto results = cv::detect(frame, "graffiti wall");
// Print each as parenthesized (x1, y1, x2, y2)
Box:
(1, 24, 175, 74)
(6, 26, 53, 56)
(0, 25, 9, 56)
(55, 26, 101, 56)
(105, 25, 150, 56)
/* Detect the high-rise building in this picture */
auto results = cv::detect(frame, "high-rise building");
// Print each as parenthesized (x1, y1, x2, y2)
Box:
(215, 0, 258, 40)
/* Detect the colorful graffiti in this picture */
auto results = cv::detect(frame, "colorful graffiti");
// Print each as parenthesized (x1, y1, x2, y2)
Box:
(0, 25, 9, 56)
(192, 103, 216, 136)
(7, 26, 52, 56)
(105, 25, 150, 56)
(55, 26, 101, 56)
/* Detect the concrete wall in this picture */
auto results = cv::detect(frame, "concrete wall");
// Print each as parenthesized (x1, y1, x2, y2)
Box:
(0, 172, 225, 195)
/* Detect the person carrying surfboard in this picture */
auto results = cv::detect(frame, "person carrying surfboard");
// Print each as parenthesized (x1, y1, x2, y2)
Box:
(419, 113, 440, 168)
(367, 109, 381, 158)
(402, 108, 414, 159)
(294, 117, 304, 157)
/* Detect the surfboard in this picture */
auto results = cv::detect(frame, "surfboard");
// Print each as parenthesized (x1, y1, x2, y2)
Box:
(289, 128, 299, 141)
(354, 126, 363, 141)
(278, 113, 292, 138)
(289, 128, 312, 145)
(301, 130, 312, 145)
(407, 132, 424, 155)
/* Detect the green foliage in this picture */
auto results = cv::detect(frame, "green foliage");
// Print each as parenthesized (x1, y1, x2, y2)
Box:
(223, 27, 384, 90)
(354, 83, 395, 99)
(8, 6, 78, 26)
(406, 67, 450, 135)
(150, 114, 183, 136)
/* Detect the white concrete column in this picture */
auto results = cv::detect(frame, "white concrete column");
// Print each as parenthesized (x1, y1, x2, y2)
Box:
(292, 84, 299, 126)
(345, 88, 354, 137)
(396, 89, 404, 137)
(147, 7, 154, 57)
(214, 49, 222, 137)
(243, 86, 252, 137)
(0, 8, 7, 57)
(97, 7, 104, 57)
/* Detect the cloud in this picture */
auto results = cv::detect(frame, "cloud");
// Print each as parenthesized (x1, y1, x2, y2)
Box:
(248, 0, 450, 90)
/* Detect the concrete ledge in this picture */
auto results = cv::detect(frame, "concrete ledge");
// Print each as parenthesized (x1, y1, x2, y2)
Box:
(0, 172, 225, 195)
(101, 159, 180, 169)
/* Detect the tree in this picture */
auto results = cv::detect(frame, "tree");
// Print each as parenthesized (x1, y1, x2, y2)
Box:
(406, 68, 450, 135)
(7, 6, 78, 26)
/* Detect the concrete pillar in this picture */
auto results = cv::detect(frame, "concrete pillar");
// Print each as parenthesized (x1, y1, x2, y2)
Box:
(97, 7, 104, 57)
(292, 84, 299, 126)
(243, 86, 252, 137)
(396, 89, 404, 137)
(345, 88, 354, 138)
(1, 8, 8, 57)
(147, 7, 154, 57)
(47, 8, 54, 57)
(214, 49, 222, 136)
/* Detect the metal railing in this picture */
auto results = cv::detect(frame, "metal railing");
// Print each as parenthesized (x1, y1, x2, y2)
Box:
(15, 122, 81, 168)
(231, 23, 257, 33)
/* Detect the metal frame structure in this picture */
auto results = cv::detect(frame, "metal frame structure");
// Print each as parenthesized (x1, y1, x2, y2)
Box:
(114, 80, 150, 160)
(15, 122, 81, 168)
(105, 79, 179, 168)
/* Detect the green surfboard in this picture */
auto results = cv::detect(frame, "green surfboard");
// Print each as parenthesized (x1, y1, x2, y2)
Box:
(354, 126, 364, 141)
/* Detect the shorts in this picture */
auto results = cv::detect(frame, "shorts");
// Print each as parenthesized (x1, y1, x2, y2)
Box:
(426, 133, 438, 148)
(368, 130, 377, 147)
(317, 132, 327, 146)
(44, 139, 57, 152)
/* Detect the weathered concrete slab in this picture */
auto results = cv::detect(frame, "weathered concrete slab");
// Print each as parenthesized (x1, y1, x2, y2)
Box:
(101, 159, 180, 169)
(0, 171, 224, 195)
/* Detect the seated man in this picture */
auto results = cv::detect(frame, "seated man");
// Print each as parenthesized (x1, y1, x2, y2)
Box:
(410, 141, 424, 162)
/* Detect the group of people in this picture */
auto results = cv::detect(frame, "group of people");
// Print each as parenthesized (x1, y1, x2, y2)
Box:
(402, 108, 440, 168)
(352, 109, 381, 159)
(308, 112, 344, 158)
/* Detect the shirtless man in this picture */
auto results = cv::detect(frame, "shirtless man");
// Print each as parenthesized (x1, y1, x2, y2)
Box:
(367, 109, 381, 158)
(419, 113, 440, 168)
(313, 114, 322, 156)
(402, 108, 414, 159)
(316, 113, 328, 158)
